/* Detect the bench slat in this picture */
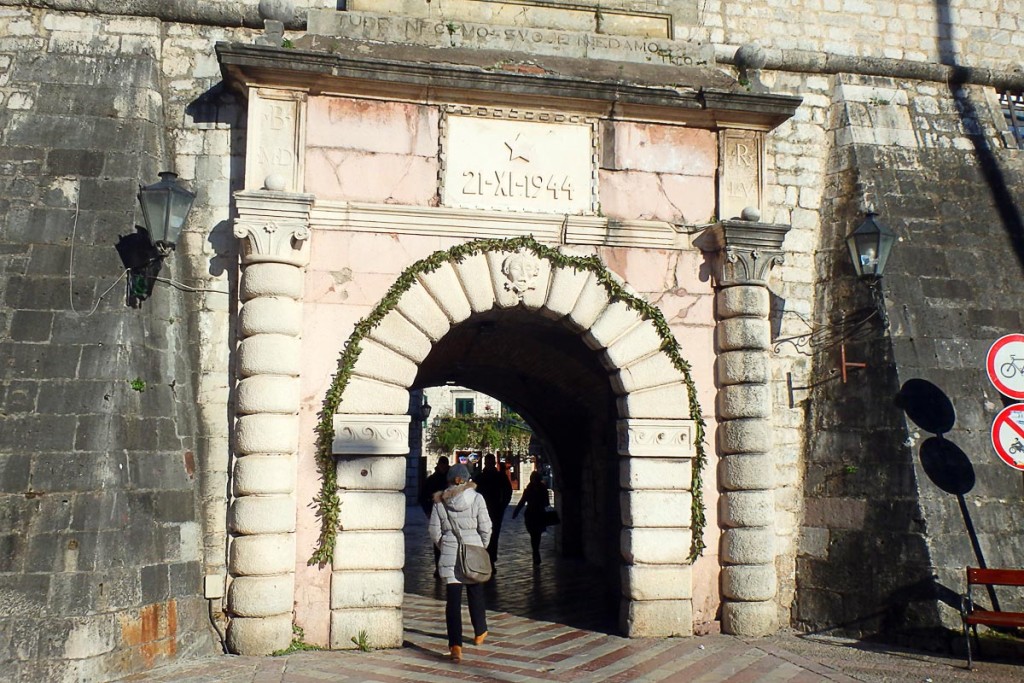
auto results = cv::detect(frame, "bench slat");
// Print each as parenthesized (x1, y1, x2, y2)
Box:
(967, 567, 1024, 587)
(964, 609, 1024, 628)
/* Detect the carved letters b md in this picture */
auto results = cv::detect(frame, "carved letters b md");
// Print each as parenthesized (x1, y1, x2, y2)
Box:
(246, 88, 307, 193)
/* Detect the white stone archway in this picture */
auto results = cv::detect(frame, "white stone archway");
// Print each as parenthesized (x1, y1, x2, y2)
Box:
(329, 244, 698, 648)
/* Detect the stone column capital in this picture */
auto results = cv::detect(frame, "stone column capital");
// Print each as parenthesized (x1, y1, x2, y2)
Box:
(234, 190, 315, 267)
(694, 220, 790, 288)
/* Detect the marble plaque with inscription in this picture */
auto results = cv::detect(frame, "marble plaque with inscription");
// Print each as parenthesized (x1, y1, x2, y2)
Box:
(718, 130, 764, 220)
(245, 89, 306, 192)
(441, 107, 597, 214)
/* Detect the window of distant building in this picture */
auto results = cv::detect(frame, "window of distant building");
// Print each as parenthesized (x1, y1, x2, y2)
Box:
(999, 91, 1024, 148)
(455, 398, 475, 416)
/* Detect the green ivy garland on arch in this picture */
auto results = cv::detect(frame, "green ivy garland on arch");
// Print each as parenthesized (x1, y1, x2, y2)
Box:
(309, 235, 707, 568)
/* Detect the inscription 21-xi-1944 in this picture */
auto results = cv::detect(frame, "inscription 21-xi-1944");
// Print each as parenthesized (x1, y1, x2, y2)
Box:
(442, 111, 596, 214)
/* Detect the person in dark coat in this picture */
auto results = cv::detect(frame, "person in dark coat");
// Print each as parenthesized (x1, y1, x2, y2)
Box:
(512, 470, 550, 565)
(421, 456, 450, 572)
(473, 453, 513, 569)
(428, 464, 492, 663)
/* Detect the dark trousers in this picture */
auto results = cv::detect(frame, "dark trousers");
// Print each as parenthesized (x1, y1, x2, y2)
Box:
(529, 530, 542, 564)
(487, 512, 505, 564)
(445, 582, 487, 647)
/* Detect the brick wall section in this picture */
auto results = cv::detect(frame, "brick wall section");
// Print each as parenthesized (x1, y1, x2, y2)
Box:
(792, 72, 1024, 642)
(0, 9, 229, 680)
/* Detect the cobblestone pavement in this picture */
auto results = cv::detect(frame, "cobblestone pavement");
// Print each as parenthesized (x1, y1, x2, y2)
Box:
(118, 508, 1022, 682)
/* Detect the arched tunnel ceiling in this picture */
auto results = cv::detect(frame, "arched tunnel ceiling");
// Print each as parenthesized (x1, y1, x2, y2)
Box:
(412, 309, 617, 441)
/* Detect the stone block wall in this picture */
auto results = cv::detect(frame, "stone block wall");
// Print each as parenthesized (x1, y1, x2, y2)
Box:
(0, 6, 254, 680)
(687, 0, 1021, 71)
(791, 71, 1024, 643)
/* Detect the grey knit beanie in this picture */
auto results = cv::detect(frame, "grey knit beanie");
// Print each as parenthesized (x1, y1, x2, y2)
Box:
(447, 464, 470, 484)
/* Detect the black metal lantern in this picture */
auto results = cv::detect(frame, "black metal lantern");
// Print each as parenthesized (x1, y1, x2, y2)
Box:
(138, 171, 196, 254)
(846, 212, 896, 279)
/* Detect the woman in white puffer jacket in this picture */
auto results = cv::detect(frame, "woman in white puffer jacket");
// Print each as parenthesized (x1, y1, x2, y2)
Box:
(428, 463, 492, 663)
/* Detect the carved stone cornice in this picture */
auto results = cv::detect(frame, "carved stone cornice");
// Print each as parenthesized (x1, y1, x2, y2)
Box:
(333, 414, 411, 456)
(234, 190, 315, 267)
(310, 200, 687, 249)
(693, 220, 790, 288)
(617, 419, 695, 458)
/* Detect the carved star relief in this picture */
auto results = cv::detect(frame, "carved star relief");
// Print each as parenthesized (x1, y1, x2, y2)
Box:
(504, 133, 533, 162)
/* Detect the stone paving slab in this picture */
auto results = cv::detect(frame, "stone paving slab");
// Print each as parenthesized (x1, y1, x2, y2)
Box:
(114, 598, 1022, 683)
(117, 507, 1022, 682)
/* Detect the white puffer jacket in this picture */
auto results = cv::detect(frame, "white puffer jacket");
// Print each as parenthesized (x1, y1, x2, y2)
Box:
(428, 482, 492, 584)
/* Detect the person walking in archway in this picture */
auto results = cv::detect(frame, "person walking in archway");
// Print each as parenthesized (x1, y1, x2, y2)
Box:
(512, 470, 550, 566)
(473, 453, 513, 571)
(421, 456, 450, 574)
(428, 464, 492, 663)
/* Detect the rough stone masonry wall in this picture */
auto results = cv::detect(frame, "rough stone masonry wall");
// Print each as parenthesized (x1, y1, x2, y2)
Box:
(795, 72, 1024, 643)
(687, 0, 1021, 72)
(0, 6, 255, 680)
(754, 69, 835, 632)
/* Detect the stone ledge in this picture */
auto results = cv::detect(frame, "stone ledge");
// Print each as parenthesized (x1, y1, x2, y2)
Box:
(311, 200, 685, 250)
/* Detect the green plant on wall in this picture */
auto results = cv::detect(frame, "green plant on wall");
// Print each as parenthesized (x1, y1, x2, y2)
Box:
(309, 235, 708, 567)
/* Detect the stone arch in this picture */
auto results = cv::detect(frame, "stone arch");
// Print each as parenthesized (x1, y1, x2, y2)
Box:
(325, 236, 702, 648)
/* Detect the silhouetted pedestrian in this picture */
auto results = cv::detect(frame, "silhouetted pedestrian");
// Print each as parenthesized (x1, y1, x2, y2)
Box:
(473, 453, 514, 570)
(512, 470, 549, 566)
(421, 456, 450, 516)
(421, 456, 450, 573)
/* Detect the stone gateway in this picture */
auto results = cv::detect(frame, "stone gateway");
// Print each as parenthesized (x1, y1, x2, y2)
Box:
(1, 0, 1023, 679)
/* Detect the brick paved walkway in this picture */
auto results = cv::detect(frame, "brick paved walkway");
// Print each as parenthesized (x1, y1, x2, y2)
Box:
(116, 507, 1023, 682)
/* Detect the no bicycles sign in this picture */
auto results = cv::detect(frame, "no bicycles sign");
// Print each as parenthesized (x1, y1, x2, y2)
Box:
(986, 334, 1024, 400)
(990, 404, 1024, 471)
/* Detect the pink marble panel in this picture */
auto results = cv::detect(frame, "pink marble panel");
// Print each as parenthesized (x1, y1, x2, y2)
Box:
(601, 246, 679, 294)
(598, 170, 715, 224)
(306, 97, 439, 157)
(305, 148, 439, 205)
(295, 404, 332, 645)
(612, 122, 717, 176)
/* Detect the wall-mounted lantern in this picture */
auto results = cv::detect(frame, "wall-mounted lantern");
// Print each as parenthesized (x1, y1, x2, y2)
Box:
(775, 212, 897, 372)
(115, 171, 196, 306)
(846, 211, 896, 280)
(138, 171, 197, 256)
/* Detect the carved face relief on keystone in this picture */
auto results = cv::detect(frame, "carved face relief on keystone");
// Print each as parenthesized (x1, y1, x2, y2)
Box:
(501, 253, 541, 298)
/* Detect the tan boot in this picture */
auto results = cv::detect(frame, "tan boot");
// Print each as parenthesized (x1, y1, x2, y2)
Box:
(449, 645, 463, 663)
(473, 631, 488, 646)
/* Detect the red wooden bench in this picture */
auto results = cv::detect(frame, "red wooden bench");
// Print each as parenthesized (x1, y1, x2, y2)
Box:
(960, 567, 1024, 668)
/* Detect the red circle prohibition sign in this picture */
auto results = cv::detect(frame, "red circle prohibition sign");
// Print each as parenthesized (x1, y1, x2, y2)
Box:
(986, 334, 1024, 400)
(990, 404, 1024, 471)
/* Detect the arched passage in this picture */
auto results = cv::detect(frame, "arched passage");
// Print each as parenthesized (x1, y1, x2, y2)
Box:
(325, 237, 700, 649)
(413, 309, 619, 570)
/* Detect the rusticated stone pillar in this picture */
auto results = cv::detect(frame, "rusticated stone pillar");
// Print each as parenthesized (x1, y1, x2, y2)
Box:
(330, 414, 411, 649)
(617, 418, 697, 637)
(696, 219, 790, 637)
(227, 190, 314, 655)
